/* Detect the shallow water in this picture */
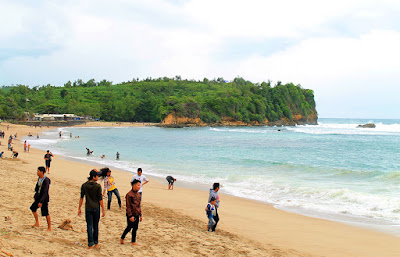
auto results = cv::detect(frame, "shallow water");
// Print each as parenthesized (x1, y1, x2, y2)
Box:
(27, 118, 400, 235)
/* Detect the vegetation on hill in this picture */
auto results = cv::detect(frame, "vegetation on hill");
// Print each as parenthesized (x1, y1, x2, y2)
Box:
(0, 77, 317, 124)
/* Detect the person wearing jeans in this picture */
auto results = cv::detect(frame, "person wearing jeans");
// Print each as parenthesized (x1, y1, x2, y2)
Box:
(99, 167, 122, 210)
(120, 179, 142, 246)
(85, 208, 100, 246)
(78, 169, 106, 248)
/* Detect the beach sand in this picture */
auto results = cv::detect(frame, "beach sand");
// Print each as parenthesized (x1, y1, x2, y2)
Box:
(1, 122, 400, 257)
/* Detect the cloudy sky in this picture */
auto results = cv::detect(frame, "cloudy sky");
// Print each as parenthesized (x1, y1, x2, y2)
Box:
(1, 0, 400, 118)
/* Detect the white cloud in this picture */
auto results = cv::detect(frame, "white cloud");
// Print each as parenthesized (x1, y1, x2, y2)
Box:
(1, 0, 400, 117)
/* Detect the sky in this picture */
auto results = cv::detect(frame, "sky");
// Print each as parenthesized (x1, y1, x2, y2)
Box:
(1, 0, 400, 119)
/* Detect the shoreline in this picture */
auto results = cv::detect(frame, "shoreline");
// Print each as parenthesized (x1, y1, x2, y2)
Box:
(57, 152, 400, 238)
(1, 122, 400, 256)
(32, 124, 400, 237)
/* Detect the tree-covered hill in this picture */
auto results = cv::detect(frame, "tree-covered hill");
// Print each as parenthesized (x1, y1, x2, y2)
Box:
(0, 77, 317, 125)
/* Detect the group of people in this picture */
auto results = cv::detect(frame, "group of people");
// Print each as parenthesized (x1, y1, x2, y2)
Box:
(24, 140, 31, 152)
(86, 147, 121, 161)
(78, 167, 149, 247)
(30, 148, 221, 249)
(31, 160, 150, 248)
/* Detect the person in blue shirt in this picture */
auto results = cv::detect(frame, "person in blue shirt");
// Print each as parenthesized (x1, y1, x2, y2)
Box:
(205, 197, 217, 231)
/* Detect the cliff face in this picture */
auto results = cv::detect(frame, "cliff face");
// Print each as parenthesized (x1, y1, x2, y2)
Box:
(161, 112, 318, 127)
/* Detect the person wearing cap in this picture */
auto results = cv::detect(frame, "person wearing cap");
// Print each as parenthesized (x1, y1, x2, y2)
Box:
(208, 183, 221, 232)
(78, 169, 106, 248)
(121, 179, 142, 246)
(130, 168, 149, 197)
(30, 166, 51, 231)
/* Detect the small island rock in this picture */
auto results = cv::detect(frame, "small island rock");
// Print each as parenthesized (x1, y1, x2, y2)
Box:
(357, 123, 376, 128)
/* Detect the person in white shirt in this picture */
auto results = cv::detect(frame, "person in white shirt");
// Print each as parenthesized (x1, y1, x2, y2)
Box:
(130, 168, 149, 197)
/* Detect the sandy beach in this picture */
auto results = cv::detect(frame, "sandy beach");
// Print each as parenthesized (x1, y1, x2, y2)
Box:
(1, 122, 400, 257)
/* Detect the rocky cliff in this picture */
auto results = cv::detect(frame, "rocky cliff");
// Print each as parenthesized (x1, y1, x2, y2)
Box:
(161, 111, 318, 127)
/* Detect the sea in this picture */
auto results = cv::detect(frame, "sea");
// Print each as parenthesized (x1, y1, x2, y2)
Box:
(26, 118, 400, 235)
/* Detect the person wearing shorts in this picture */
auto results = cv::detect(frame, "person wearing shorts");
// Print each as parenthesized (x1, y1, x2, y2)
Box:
(166, 176, 176, 190)
(44, 150, 54, 174)
(30, 166, 51, 231)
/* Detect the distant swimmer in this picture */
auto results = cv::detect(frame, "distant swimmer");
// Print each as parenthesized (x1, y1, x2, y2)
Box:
(100, 155, 105, 159)
(59, 131, 62, 138)
(70, 133, 72, 138)
(116, 152, 120, 160)
(86, 148, 93, 155)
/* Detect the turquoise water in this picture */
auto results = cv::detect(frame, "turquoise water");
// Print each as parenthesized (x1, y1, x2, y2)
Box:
(28, 118, 400, 232)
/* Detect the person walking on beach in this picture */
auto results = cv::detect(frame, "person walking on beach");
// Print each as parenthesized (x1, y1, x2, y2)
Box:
(78, 169, 106, 249)
(130, 168, 149, 197)
(120, 179, 142, 246)
(28, 143, 31, 153)
(208, 183, 220, 232)
(24, 140, 27, 152)
(166, 176, 176, 190)
(205, 197, 217, 231)
(99, 168, 122, 210)
(30, 166, 51, 231)
(44, 150, 54, 174)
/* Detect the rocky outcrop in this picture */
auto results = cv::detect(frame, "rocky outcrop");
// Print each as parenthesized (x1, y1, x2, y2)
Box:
(161, 112, 318, 127)
(161, 113, 205, 127)
(357, 123, 376, 128)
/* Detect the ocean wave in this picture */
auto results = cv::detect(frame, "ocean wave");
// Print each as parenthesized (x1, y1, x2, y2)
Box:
(287, 122, 400, 135)
(209, 127, 281, 134)
(222, 177, 400, 223)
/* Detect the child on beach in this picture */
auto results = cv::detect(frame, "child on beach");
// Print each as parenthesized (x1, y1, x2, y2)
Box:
(205, 197, 217, 231)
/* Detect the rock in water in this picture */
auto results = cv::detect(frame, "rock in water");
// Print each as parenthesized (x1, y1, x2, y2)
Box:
(357, 123, 376, 128)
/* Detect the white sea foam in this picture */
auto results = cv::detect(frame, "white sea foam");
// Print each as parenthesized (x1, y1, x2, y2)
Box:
(27, 123, 400, 233)
(287, 122, 400, 135)
(221, 177, 400, 224)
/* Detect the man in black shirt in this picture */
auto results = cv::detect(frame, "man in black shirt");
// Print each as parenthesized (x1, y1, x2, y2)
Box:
(78, 169, 106, 248)
(166, 176, 176, 190)
(30, 166, 51, 231)
(44, 150, 54, 174)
